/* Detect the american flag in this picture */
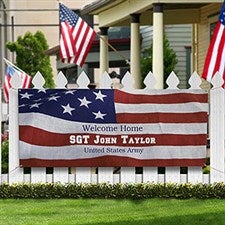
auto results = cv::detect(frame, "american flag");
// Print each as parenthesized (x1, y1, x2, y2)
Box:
(202, 1, 225, 85)
(4, 65, 32, 103)
(18, 89, 208, 167)
(59, 3, 96, 67)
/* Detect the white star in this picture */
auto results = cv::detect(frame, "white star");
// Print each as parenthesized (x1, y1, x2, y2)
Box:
(19, 104, 26, 108)
(61, 104, 75, 115)
(20, 92, 33, 99)
(34, 98, 42, 102)
(30, 103, 42, 108)
(38, 89, 46, 93)
(65, 90, 76, 95)
(93, 91, 107, 102)
(48, 96, 60, 101)
(78, 97, 92, 108)
(92, 111, 106, 120)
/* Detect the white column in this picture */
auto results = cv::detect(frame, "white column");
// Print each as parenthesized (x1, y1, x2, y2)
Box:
(153, 3, 164, 89)
(99, 27, 109, 76)
(130, 14, 141, 89)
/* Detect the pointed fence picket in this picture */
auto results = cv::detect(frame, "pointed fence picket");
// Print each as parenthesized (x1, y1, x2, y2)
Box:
(1, 70, 225, 184)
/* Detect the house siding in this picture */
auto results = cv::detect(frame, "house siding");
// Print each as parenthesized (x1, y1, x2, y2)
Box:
(141, 24, 192, 88)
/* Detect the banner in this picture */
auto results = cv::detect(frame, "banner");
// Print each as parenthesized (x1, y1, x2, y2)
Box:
(18, 88, 208, 167)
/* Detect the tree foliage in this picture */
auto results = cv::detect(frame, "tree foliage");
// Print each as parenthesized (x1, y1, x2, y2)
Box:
(141, 35, 178, 88)
(6, 31, 54, 88)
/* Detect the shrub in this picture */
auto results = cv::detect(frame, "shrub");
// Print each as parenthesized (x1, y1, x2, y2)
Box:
(1, 139, 8, 174)
(0, 183, 225, 199)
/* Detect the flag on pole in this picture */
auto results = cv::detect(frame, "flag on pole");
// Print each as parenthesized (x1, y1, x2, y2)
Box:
(4, 62, 32, 102)
(59, 3, 96, 67)
(202, 1, 225, 85)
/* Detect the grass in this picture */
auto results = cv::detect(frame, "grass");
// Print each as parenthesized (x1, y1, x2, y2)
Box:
(0, 199, 225, 225)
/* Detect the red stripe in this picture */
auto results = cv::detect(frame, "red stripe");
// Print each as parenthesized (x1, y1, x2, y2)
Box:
(116, 112, 208, 123)
(74, 25, 90, 63)
(3, 75, 11, 102)
(202, 22, 221, 80)
(20, 156, 206, 167)
(19, 126, 207, 147)
(60, 22, 76, 59)
(60, 23, 71, 59)
(114, 90, 208, 104)
(79, 31, 96, 67)
(73, 20, 84, 49)
(21, 74, 32, 88)
(212, 26, 225, 76)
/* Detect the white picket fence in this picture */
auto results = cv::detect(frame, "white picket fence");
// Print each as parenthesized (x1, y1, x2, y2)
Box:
(0, 70, 225, 185)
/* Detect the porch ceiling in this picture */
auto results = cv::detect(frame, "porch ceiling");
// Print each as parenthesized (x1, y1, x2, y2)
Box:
(81, 0, 223, 27)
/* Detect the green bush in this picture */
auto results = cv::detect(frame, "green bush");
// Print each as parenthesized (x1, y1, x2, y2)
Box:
(141, 35, 178, 88)
(0, 183, 225, 199)
(1, 139, 8, 174)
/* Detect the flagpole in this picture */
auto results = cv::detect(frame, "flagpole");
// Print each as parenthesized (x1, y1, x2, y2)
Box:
(3, 57, 26, 74)
(97, 34, 130, 65)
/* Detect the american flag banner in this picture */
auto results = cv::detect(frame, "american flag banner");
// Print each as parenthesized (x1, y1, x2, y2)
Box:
(202, 1, 225, 85)
(18, 89, 208, 167)
(59, 3, 96, 67)
(4, 65, 32, 103)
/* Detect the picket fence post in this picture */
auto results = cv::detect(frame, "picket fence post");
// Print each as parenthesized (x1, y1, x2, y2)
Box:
(75, 71, 92, 183)
(8, 73, 23, 184)
(187, 72, 205, 184)
(143, 72, 158, 183)
(97, 72, 114, 184)
(210, 72, 225, 183)
(119, 72, 136, 183)
(28, 72, 47, 183)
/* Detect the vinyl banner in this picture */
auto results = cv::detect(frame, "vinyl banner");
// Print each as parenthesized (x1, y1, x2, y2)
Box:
(18, 88, 208, 167)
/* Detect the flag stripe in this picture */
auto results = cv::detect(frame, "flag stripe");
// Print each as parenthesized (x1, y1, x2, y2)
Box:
(75, 24, 92, 65)
(19, 113, 207, 135)
(202, 2, 225, 84)
(114, 89, 208, 104)
(79, 31, 96, 66)
(20, 157, 206, 167)
(60, 22, 75, 58)
(3, 75, 11, 102)
(19, 126, 207, 147)
(19, 142, 206, 160)
(212, 25, 225, 76)
(202, 22, 222, 81)
(116, 112, 208, 123)
(115, 102, 208, 113)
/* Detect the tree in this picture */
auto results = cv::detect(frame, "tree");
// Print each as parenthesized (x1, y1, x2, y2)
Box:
(141, 35, 178, 88)
(6, 31, 54, 88)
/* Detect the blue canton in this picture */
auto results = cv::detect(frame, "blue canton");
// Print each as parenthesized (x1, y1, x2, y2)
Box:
(219, 1, 225, 26)
(59, 3, 79, 26)
(18, 89, 117, 124)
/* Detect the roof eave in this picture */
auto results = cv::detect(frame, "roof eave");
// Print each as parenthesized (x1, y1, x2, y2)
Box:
(81, 0, 113, 15)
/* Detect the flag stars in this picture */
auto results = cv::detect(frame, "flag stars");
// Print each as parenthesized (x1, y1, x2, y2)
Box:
(92, 111, 107, 120)
(78, 97, 92, 108)
(20, 92, 33, 99)
(65, 90, 76, 95)
(93, 91, 107, 102)
(30, 103, 42, 109)
(37, 89, 47, 93)
(48, 95, 60, 101)
(61, 103, 75, 115)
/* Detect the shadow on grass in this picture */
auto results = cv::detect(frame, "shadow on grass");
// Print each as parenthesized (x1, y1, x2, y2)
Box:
(81, 211, 225, 225)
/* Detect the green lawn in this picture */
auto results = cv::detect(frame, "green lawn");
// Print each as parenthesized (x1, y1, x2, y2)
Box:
(0, 199, 224, 225)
